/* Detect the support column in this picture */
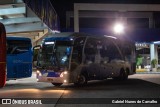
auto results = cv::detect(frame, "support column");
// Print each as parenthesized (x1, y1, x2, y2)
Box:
(74, 5, 79, 32)
(155, 45, 158, 63)
(150, 44, 158, 67)
(66, 11, 71, 29)
(149, 17, 153, 28)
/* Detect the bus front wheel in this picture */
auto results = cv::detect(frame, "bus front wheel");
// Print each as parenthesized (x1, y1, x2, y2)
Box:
(52, 83, 62, 87)
(74, 74, 87, 86)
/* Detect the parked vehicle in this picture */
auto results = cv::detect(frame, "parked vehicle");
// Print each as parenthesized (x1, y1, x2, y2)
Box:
(7, 37, 32, 80)
(0, 22, 6, 87)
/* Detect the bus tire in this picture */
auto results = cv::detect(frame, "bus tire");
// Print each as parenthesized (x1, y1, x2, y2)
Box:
(74, 74, 87, 86)
(124, 68, 129, 80)
(119, 69, 128, 80)
(52, 83, 62, 87)
(113, 69, 128, 80)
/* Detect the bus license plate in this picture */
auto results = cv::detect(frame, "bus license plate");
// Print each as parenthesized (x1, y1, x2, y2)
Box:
(47, 78, 54, 82)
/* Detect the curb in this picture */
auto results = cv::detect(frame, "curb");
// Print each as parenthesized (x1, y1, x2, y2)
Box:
(136, 72, 160, 74)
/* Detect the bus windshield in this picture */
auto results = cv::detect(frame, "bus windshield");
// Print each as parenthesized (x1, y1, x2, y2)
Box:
(38, 41, 72, 69)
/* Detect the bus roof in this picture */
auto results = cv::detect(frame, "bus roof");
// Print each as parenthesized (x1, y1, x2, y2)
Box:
(7, 36, 31, 41)
(43, 32, 135, 45)
(44, 32, 106, 42)
(44, 32, 84, 42)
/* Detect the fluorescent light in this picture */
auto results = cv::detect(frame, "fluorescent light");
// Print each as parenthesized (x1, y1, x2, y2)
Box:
(153, 41, 160, 44)
(45, 42, 55, 45)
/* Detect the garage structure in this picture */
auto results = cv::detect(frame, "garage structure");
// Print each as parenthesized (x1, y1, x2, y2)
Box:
(1, 1, 160, 70)
(0, 0, 60, 46)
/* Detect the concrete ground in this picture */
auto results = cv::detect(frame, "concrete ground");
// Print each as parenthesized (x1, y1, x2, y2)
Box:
(0, 72, 160, 107)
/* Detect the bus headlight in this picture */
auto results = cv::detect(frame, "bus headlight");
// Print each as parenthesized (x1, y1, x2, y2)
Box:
(64, 80, 67, 83)
(36, 70, 40, 74)
(60, 71, 68, 77)
(60, 73, 64, 77)
(36, 70, 42, 76)
(64, 71, 68, 74)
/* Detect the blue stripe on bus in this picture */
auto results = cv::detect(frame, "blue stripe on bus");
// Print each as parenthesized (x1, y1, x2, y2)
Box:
(47, 72, 60, 77)
(40, 70, 60, 77)
(41, 70, 48, 75)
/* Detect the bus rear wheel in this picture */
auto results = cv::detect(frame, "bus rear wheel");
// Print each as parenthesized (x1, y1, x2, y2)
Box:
(74, 74, 87, 86)
(113, 69, 128, 80)
(119, 69, 128, 80)
(52, 83, 62, 87)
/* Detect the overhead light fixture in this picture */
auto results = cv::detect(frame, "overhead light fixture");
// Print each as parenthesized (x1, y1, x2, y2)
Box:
(113, 23, 124, 34)
(45, 42, 55, 45)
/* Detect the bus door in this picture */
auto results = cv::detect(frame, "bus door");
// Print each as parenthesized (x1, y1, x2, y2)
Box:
(0, 23, 6, 87)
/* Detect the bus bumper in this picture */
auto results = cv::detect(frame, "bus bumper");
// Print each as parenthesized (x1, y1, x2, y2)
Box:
(37, 76, 65, 83)
(36, 70, 69, 84)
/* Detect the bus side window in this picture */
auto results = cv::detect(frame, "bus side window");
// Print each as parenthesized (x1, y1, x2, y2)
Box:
(72, 37, 86, 64)
(123, 44, 132, 61)
(7, 40, 31, 55)
(72, 46, 82, 64)
(100, 39, 122, 63)
(100, 42, 109, 63)
(71, 37, 86, 72)
(84, 38, 98, 64)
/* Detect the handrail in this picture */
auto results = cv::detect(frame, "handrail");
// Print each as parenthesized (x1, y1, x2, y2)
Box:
(23, 0, 60, 31)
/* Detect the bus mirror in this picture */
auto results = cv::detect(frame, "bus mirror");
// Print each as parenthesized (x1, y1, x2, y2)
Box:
(33, 45, 41, 68)
(33, 45, 41, 56)
(33, 45, 41, 51)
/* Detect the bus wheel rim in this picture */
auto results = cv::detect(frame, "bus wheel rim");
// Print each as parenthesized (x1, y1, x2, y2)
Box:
(79, 75, 86, 84)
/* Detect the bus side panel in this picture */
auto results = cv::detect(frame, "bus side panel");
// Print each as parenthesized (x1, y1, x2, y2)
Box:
(17, 52, 32, 78)
(0, 23, 6, 87)
(7, 55, 16, 78)
(7, 52, 32, 79)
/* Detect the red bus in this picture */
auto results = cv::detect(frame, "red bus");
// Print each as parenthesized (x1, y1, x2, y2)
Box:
(0, 22, 6, 88)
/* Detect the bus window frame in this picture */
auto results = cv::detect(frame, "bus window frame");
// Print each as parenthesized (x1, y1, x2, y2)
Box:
(7, 40, 31, 55)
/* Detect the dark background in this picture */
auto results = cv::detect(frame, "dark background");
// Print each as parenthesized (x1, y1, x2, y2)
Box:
(51, 0, 160, 28)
